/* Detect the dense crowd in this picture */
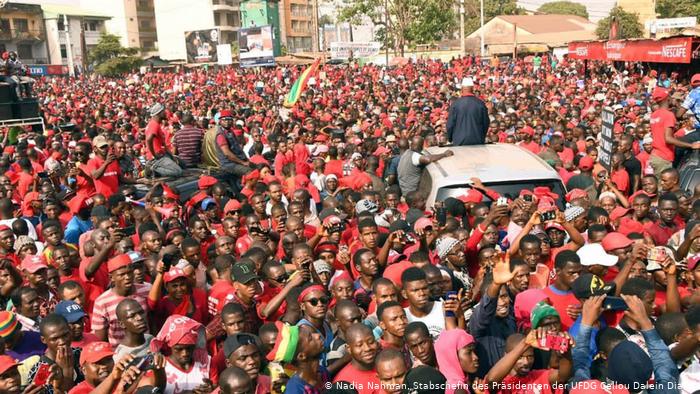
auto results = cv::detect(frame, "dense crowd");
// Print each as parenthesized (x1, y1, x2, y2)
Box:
(0, 53, 698, 394)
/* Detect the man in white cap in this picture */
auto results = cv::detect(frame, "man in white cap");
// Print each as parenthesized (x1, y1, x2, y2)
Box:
(447, 77, 490, 146)
(145, 103, 183, 178)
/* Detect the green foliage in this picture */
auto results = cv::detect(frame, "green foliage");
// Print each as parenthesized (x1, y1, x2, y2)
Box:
(656, 0, 700, 18)
(89, 33, 141, 76)
(595, 6, 643, 39)
(319, 14, 335, 26)
(337, 0, 455, 55)
(537, 1, 589, 19)
(462, 0, 525, 35)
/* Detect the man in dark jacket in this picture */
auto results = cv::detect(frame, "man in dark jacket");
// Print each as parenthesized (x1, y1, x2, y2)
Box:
(447, 77, 490, 145)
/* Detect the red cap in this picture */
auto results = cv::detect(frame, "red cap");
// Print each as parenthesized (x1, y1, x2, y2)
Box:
(21, 255, 48, 273)
(652, 87, 669, 103)
(242, 169, 260, 184)
(545, 223, 565, 232)
(107, 254, 132, 273)
(162, 184, 180, 200)
(521, 126, 535, 136)
(609, 206, 632, 222)
(79, 341, 114, 365)
(688, 254, 700, 271)
(601, 232, 633, 252)
(457, 189, 483, 204)
(579, 156, 594, 171)
(565, 189, 587, 202)
(0, 355, 19, 375)
(164, 267, 188, 283)
(414, 217, 433, 232)
(198, 176, 218, 190)
(533, 186, 558, 200)
(313, 134, 328, 143)
(220, 110, 233, 119)
(382, 260, 413, 288)
(691, 73, 700, 87)
(373, 146, 391, 156)
(224, 199, 242, 213)
(322, 215, 342, 227)
(617, 217, 645, 236)
(0, 225, 10, 233)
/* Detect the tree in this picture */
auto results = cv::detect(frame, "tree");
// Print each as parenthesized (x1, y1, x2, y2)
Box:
(319, 14, 335, 26)
(463, 0, 525, 35)
(656, 0, 700, 19)
(89, 33, 142, 76)
(537, 1, 588, 19)
(595, 7, 643, 39)
(337, 0, 456, 56)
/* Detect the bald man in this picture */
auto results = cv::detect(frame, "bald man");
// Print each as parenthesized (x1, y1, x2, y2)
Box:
(333, 323, 381, 394)
(218, 366, 253, 394)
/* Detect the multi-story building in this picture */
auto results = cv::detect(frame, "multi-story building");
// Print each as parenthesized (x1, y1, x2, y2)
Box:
(100, 0, 158, 54)
(0, 3, 48, 64)
(42, 4, 111, 68)
(153, 0, 241, 60)
(283, 0, 314, 52)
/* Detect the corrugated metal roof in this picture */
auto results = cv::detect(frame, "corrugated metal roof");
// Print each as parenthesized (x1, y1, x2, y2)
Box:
(40, 4, 111, 19)
(497, 14, 595, 34)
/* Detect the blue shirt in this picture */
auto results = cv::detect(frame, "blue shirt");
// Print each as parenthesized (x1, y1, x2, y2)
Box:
(297, 319, 334, 368)
(284, 365, 329, 394)
(568, 315, 606, 363)
(64, 216, 93, 245)
(682, 86, 700, 129)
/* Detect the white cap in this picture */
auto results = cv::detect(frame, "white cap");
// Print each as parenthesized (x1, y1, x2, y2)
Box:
(577, 243, 618, 267)
(594, 93, 605, 101)
(612, 104, 623, 111)
(461, 77, 475, 88)
(642, 134, 653, 145)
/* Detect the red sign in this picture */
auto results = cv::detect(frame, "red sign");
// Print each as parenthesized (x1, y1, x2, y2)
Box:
(568, 37, 693, 64)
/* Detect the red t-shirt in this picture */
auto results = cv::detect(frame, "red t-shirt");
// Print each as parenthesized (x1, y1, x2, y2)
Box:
(68, 381, 94, 394)
(256, 285, 286, 322)
(145, 119, 166, 160)
(85, 157, 120, 197)
(650, 108, 677, 162)
(498, 369, 561, 394)
(79, 257, 110, 292)
(542, 285, 579, 331)
(208, 280, 236, 316)
(333, 363, 380, 394)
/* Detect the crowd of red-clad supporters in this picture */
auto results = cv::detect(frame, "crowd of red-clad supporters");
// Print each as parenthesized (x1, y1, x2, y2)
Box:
(0, 52, 698, 394)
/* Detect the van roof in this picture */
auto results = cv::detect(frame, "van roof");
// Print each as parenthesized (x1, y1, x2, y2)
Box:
(424, 144, 560, 188)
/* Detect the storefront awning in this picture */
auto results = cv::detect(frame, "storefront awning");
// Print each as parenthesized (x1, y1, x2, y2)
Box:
(568, 36, 695, 64)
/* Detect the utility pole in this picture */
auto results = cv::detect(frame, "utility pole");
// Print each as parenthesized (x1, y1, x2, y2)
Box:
(313, 0, 320, 52)
(63, 14, 75, 77)
(384, 0, 389, 65)
(479, 0, 484, 59)
(459, 0, 464, 56)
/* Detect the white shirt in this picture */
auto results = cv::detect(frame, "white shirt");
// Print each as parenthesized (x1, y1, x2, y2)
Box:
(404, 301, 445, 340)
(164, 349, 211, 394)
(681, 357, 700, 394)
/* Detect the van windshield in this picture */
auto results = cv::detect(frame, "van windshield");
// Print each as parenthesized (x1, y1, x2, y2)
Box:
(436, 179, 567, 209)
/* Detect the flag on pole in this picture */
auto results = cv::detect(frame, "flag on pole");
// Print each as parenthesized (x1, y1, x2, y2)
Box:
(283, 58, 321, 108)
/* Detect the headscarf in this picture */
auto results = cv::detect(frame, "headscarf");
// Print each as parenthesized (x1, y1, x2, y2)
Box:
(435, 329, 475, 394)
(150, 315, 204, 355)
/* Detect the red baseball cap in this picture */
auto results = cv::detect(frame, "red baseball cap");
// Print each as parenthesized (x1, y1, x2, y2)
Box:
(617, 217, 645, 236)
(609, 206, 633, 222)
(0, 355, 19, 375)
(565, 189, 587, 203)
(688, 254, 700, 271)
(164, 267, 188, 283)
(652, 87, 669, 103)
(414, 217, 434, 232)
(107, 254, 132, 273)
(224, 199, 242, 213)
(21, 255, 48, 273)
(578, 156, 594, 171)
(198, 176, 218, 190)
(79, 341, 114, 365)
(601, 232, 633, 252)
(457, 189, 483, 204)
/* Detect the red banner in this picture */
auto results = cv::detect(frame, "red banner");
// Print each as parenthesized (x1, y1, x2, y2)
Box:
(568, 37, 693, 64)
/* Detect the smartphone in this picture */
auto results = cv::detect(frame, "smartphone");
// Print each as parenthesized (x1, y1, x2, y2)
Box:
(523, 194, 533, 202)
(603, 296, 628, 311)
(647, 246, 667, 262)
(37, 172, 48, 179)
(123, 353, 154, 390)
(437, 207, 447, 227)
(540, 334, 569, 353)
(33, 363, 51, 386)
(540, 210, 556, 222)
(162, 253, 176, 270)
(122, 225, 136, 236)
(444, 291, 457, 318)
(497, 197, 508, 206)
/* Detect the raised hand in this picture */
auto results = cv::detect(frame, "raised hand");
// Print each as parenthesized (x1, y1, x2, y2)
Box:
(492, 253, 516, 285)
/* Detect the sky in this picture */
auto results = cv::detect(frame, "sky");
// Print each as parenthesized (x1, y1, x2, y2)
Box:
(517, 0, 616, 21)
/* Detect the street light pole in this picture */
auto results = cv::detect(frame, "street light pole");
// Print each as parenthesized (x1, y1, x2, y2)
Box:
(479, 0, 484, 59)
(459, 0, 464, 56)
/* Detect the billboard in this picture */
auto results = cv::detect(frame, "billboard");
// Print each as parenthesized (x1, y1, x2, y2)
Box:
(184, 28, 220, 64)
(239, 25, 276, 68)
(568, 37, 693, 64)
(330, 42, 381, 59)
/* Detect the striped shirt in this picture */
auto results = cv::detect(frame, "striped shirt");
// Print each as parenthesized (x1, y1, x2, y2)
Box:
(91, 283, 150, 347)
(174, 126, 204, 167)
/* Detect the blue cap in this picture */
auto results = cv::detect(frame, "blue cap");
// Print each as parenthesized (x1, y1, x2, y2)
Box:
(54, 301, 86, 323)
(201, 197, 217, 211)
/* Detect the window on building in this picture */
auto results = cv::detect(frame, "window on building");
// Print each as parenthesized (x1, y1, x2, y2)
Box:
(138, 0, 151, 9)
(17, 44, 32, 59)
(142, 40, 154, 50)
(57, 17, 65, 31)
(214, 12, 221, 26)
(60, 44, 67, 59)
(13, 19, 29, 32)
(139, 20, 150, 29)
(84, 21, 98, 31)
(0, 19, 10, 35)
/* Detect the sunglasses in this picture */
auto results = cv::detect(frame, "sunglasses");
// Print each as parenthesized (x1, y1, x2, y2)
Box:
(227, 210, 241, 215)
(305, 296, 330, 306)
(270, 274, 288, 282)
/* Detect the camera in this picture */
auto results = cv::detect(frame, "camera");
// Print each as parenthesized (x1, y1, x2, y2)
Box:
(162, 253, 176, 271)
(540, 210, 556, 222)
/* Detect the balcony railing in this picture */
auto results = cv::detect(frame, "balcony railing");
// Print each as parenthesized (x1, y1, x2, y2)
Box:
(0, 28, 45, 41)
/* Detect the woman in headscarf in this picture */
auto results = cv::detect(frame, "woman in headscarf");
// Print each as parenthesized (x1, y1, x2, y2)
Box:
(435, 329, 479, 394)
(151, 314, 213, 394)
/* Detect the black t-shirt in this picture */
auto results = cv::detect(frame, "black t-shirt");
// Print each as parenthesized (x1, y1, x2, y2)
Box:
(623, 156, 642, 183)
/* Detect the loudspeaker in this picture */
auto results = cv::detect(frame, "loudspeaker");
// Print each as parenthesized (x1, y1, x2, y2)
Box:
(0, 84, 11, 103)
(11, 99, 38, 119)
(0, 102, 12, 121)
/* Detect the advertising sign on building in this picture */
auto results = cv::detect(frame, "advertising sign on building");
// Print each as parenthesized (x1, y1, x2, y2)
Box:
(184, 29, 220, 63)
(239, 26, 276, 68)
(330, 42, 381, 59)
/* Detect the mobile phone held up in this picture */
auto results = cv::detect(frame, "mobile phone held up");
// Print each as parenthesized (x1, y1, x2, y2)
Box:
(539, 334, 569, 353)
(33, 363, 51, 386)
(444, 291, 457, 318)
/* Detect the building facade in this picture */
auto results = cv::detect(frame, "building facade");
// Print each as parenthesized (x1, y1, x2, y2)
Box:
(154, 0, 242, 60)
(0, 3, 48, 64)
(283, 0, 314, 52)
(100, 0, 158, 53)
(42, 5, 110, 69)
